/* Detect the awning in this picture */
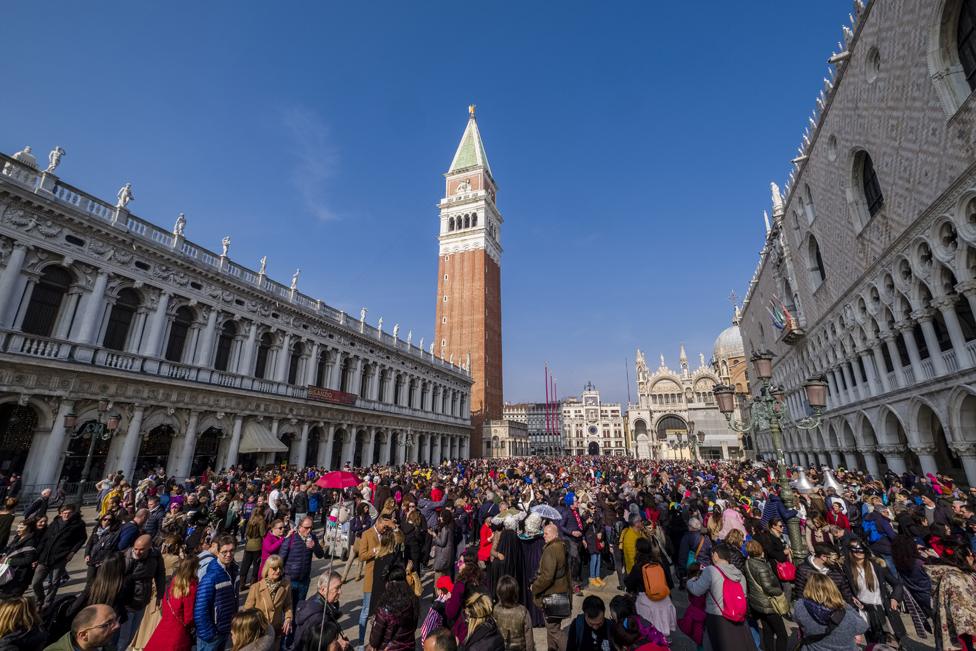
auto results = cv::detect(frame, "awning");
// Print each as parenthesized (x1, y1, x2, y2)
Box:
(239, 421, 289, 454)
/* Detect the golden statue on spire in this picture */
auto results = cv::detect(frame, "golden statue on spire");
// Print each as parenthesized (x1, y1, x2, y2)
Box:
(468, 104, 476, 118)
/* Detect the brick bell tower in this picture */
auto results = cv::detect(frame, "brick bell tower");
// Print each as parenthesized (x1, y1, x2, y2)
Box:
(435, 105, 504, 458)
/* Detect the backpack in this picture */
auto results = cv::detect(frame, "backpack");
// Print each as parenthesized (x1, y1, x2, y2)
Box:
(641, 563, 670, 601)
(708, 565, 747, 623)
(862, 518, 883, 544)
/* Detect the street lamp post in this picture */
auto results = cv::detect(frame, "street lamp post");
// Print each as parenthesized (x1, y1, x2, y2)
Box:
(712, 351, 828, 559)
(64, 401, 121, 504)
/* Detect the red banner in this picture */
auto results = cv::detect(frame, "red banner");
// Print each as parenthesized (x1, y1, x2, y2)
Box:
(307, 386, 358, 406)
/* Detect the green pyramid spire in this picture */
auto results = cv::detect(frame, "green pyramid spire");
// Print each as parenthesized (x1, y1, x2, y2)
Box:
(448, 105, 492, 176)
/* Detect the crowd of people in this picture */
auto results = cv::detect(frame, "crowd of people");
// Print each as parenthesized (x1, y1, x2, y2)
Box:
(0, 455, 971, 651)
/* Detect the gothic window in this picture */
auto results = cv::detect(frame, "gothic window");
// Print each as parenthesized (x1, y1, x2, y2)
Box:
(861, 153, 884, 217)
(472, 214, 478, 227)
(254, 332, 273, 379)
(21, 266, 72, 337)
(213, 320, 236, 371)
(164, 306, 195, 362)
(807, 235, 826, 288)
(959, 0, 976, 89)
(103, 288, 140, 351)
(464, 215, 470, 229)
(287, 341, 304, 385)
(802, 184, 816, 224)
(448, 217, 455, 231)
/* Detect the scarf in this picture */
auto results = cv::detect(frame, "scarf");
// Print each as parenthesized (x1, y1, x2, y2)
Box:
(801, 598, 835, 626)
(265, 578, 283, 599)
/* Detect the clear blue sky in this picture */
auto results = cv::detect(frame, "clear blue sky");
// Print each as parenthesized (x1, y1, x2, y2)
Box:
(3, 2, 849, 405)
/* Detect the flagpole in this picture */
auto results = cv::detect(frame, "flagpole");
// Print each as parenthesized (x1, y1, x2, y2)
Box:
(544, 364, 550, 437)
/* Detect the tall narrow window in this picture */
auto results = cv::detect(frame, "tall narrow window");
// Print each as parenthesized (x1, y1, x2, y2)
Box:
(287, 342, 303, 385)
(861, 153, 884, 217)
(959, 0, 976, 89)
(808, 235, 827, 287)
(213, 320, 237, 371)
(21, 267, 72, 337)
(164, 306, 194, 362)
(103, 288, 140, 351)
(254, 333, 272, 379)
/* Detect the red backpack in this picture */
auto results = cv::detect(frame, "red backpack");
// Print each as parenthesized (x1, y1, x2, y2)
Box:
(709, 565, 747, 623)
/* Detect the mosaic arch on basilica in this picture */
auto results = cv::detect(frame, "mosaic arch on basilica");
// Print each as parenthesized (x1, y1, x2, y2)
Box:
(0, 139, 474, 498)
(737, 0, 976, 487)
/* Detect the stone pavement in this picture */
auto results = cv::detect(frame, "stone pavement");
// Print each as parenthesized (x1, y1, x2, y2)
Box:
(49, 508, 934, 650)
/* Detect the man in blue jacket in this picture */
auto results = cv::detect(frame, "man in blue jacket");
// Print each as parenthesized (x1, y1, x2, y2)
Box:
(279, 516, 325, 607)
(194, 534, 239, 651)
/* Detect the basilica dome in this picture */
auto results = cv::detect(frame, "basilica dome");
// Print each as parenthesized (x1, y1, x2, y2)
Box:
(713, 323, 744, 362)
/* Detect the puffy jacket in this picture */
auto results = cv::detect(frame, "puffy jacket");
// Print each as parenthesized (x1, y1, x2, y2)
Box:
(279, 532, 325, 582)
(687, 562, 748, 617)
(36, 513, 86, 566)
(761, 495, 797, 527)
(795, 557, 854, 604)
(743, 556, 783, 614)
(193, 558, 239, 642)
(144, 506, 166, 539)
(117, 521, 141, 551)
(368, 600, 418, 651)
(862, 510, 897, 555)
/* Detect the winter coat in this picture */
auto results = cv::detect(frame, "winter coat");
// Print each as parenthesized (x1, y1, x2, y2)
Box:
(36, 513, 86, 566)
(493, 603, 535, 651)
(677, 531, 711, 575)
(0, 534, 37, 598)
(238, 626, 276, 651)
(118, 521, 141, 551)
(687, 561, 748, 617)
(401, 521, 424, 571)
(287, 594, 340, 651)
(244, 579, 294, 636)
(258, 532, 285, 578)
(460, 620, 505, 651)
(144, 506, 166, 539)
(278, 532, 324, 583)
(619, 526, 645, 574)
(291, 491, 308, 514)
(791, 601, 867, 651)
(843, 558, 903, 604)
(795, 557, 854, 604)
(193, 558, 239, 642)
(431, 525, 455, 572)
(743, 556, 783, 614)
(530, 538, 570, 608)
(144, 583, 197, 651)
(0, 627, 45, 651)
(122, 547, 167, 611)
(862, 510, 897, 556)
(368, 599, 418, 651)
(85, 525, 121, 567)
(760, 495, 797, 527)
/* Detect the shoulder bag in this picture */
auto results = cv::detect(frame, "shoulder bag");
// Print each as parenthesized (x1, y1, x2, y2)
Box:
(540, 543, 571, 619)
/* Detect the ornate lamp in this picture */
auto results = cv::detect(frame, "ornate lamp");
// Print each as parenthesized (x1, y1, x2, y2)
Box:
(751, 351, 774, 381)
(713, 384, 736, 415)
(696, 430, 706, 444)
(770, 385, 786, 403)
(803, 377, 829, 410)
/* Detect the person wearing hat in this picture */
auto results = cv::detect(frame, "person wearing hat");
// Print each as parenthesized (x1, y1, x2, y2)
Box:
(862, 501, 898, 570)
(918, 489, 954, 529)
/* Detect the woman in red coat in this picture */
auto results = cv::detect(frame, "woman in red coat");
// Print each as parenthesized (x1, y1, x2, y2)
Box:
(145, 556, 199, 651)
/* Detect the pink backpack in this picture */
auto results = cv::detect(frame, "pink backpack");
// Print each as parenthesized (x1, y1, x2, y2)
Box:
(709, 565, 747, 623)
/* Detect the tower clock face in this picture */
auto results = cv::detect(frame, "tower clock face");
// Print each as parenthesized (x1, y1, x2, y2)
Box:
(588, 425, 598, 436)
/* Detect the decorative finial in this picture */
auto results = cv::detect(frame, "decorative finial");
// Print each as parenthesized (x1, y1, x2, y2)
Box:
(763, 210, 771, 234)
(770, 182, 784, 214)
(468, 104, 476, 118)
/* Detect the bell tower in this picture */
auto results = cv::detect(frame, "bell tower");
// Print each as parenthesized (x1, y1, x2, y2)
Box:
(434, 105, 504, 458)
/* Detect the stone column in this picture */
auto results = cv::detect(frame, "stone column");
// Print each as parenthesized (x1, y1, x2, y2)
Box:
(31, 399, 75, 489)
(914, 310, 947, 376)
(914, 444, 939, 478)
(380, 431, 392, 465)
(408, 433, 418, 464)
(141, 291, 171, 357)
(841, 448, 858, 470)
(173, 410, 200, 480)
(223, 415, 245, 469)
(237, 321, 258, 374)
(897, 321, 925, 382)
(0, 244, 28, 328)
(73, 270, 109, 345)
(305, 342, 321, 386)
(275, 332, 293, 383)
(363, 428, 376, 467)
(877, 445, 907, 475)
(935, 297, 973, 369)
(319, 424, 335, 468)
(840, 363, 858, 402)
(858, 350, 879, 396)
(194, 307, 219, 367)
(328, 351, 343, 390)
(419, 434, 428, 465)
(829, 449, 843, 468)
(862, 447, 881, 478)
(340, 428, 355, 467)
(291, 422, 308, 468)
(950, 442, 976, 489)
(882, 332, 906, 388)
(870, 341, 892, 393)
(117, 405, 146, 481)
(462, 437, 469, 459)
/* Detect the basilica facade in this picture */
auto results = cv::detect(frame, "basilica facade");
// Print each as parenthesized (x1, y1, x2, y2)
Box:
(737, 0, 976, 487)
(0, 145, 473, 499)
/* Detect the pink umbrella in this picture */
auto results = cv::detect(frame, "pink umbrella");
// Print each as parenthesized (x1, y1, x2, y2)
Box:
(315, 470, 361, 489)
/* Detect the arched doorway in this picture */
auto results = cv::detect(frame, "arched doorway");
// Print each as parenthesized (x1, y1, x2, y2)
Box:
(330, 430, 344, 470)
(306, 427, 321, 468)
(372, 433, 383, 465)
(588, 441, 600, 455)
(64, 420, 112, 482)
(276, 432, 294, 466)
(0, 404, 36, 474)
(190, 427, 222, 477)
(135, 425, 175, 480)
(917, 403, 963, 482)
(389, 431, 399, 464)
(353, 430, 366, 467)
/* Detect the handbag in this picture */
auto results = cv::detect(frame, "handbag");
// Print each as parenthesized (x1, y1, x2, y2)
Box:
(541, 592, 572, 619)
(776, 561, 796, 582)
(686, 535, 705, 569)
(769, 593, 790, 616)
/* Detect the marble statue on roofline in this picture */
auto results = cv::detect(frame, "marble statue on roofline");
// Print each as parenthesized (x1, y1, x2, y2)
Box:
(259, 256, 267, 274)
(377, 317, 383, 334)
(393, 323, 399, 340)
(46, 146, 65, 173)
(291, 269, 300, 290)
(419, 337, 424, 352)
(116, 183, 134, 209)
(220, 236, 230, 257)
(407, 330, 412, 347)
(173, 213, 186, 237)
(11, 146, 38, 169)
(360, 307, 367, 324)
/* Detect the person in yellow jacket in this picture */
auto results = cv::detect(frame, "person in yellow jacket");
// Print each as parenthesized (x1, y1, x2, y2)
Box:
(619, 513, 646, 574)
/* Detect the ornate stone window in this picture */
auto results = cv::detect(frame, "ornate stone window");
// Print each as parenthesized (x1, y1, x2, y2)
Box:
(254, 332, 273, 379)
(213, 320, 236, 371)
(928, 0, 976, 115)
(164, 306, 195, 363)
(849, 150, 884, 230)
(959, 0, 976, 88)
(21, 266, 72, 337)
(861, 153, 884, 217)
(103, 288, 140, 351)
(807, 234, 827, 289)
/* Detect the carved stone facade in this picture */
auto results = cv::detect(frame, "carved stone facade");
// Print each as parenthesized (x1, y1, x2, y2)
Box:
(483, 419, 529, 458)
(738, 0, 976, 487)
(561, 384, 627, 456)
(502, 402, 563, 456)
(0, 147, 472, 497)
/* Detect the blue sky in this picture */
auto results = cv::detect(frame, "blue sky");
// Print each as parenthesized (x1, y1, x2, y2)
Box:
(3, 2, 850, 404)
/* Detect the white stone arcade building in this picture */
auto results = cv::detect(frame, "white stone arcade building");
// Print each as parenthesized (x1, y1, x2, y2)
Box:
(0, 146, 472, 498)
(737, 0, 976, 487)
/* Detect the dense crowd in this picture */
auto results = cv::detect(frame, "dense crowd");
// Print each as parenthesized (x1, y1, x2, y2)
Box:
(0, 456, 971, 651)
